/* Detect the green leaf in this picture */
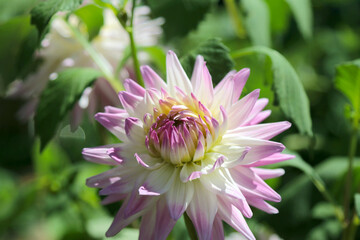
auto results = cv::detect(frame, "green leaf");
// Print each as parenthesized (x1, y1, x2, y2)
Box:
(30, 0, 82, 38)
(285, 0, 313, 40)
(146, 0, 216, 40)
(35, 68, 101, 150)
(355, 193, 360, 218)
(181, 38, 234, 84)
(241, 0, 271, 46)
(74, 4, 104, 41)
(265, 0, 290, 34)
(335, 59, 360, 114)
(0, 15, 37, 95)
(0, 0, 38, 24)
(232, 46, 313, 135)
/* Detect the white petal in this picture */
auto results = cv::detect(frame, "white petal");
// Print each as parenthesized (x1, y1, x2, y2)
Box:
(166, 50, 192, 95)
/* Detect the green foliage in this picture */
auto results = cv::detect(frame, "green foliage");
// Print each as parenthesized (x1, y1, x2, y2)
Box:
(285, 0, 313, 40)
(0, 15, 37, 95)
(146, 0, 216, 40)
(335, 59, 360, 115)
(35, 68, 101, 150)
(265, 0, 290, 34)
(232, 46, 313, 136)
(355, 194, 360, 218)
(241, 0, 271, 47)
(0, 0, 38, 24)
(30, 0, 82, 38)
(181, 38, 234, 84)
(74, 4, 104, 40)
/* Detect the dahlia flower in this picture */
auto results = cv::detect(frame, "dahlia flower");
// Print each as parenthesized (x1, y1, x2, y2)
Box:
(83, 51, 293, 240)
(8, 2, 163, 129)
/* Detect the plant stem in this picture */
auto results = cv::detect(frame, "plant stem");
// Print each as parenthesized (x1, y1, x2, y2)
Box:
(65, 19, 124, 92)
(224, 0, 246, 39)
(125, 0, 144, 87)
(184, 212, 198, 240)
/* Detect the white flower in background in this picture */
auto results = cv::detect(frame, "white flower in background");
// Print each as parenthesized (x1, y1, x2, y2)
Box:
(8, 2, 163, 130)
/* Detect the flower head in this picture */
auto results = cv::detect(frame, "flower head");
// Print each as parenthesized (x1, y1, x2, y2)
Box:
(83, 51, 293, 240)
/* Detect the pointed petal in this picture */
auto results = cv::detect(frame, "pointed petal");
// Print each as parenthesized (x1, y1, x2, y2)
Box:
(124, 78, 146, 97)
(166, 50, 192, 95)
(191, 55, 214, 107)
(247, 153, 294, 167)
(211, 216, 224, 240)
(166, 177, 194, 220)
(139, 209, 156, 240)
(141, 65, 167, 90)
(246, 197, 279, 214)
(153, 197, 177, 240)
(252, 168, 285, 180)
(82, 145, 121, 165)
(232, 68, 250, 103)
(228, 121, 291, 140)
(186, 182, 217, 240)
(228, 89, 260, 129)
(95, 111, 129, 141)
(217, 197, 255, 240)
(139, 163, 177, 196)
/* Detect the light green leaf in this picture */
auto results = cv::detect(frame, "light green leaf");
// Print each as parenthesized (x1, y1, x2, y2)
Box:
(232, 46, 313, 135)
(241, 0, 271, 46)
(335, 59, 360, 115)
(285, 0, 313, 40)
(74, 4, 104, 40)
(181, 38, 234, 84)
(30, 0, 82, 38)
(355, 193, 360, 218)
(147, 0, 216, 40)
(265, 0, 290, 34)
(35, 68, 102, 150)
(312, 202, 337, 219)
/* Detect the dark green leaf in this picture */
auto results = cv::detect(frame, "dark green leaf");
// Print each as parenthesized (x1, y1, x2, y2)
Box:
(35, 68, 101, 150)
(0, 15, 37, 95)
(74, 4, 104, 40)
(355, 193, 360, 218)
(285, 0, 313, 40)
(181, 38, 234, 84)
(146, 0, 216, 40)
(241, 0, 271, 46)
(335, 59, 360, 114)
(30, 0, 82, 39)
(232, 46, 312, 135)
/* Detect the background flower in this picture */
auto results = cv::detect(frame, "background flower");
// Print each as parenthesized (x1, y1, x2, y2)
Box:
(83, 51, 293, 240)
(7, 2, 163, 130)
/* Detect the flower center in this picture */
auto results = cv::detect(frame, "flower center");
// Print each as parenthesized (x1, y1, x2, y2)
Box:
(145, 105, 208, 165)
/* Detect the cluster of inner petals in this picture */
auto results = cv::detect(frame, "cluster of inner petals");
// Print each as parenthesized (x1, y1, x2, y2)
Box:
(143, 92, 221, 166)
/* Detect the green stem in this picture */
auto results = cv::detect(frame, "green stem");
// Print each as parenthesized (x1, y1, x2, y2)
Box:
(184, 212, 198, 240)
(224, 0, 246, 39)
(125, 0, 144, 87)
(65, 19, 124, 92)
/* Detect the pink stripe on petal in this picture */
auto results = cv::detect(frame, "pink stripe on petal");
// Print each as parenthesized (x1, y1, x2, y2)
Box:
(166, 178, 194, 220)
(124, 117, 144, 142)
(228, 121, 291, 140)
(232, 68, 250, 103)
(246, 197, 279, 214)
(139, 209, 156, 240)
(82, 145, 120, 165)
(228, 89, 260, 129)
(252, 168, 285, 180)
(217, 197, 255, 240)
(249, 110, 271, 125)
(191, 56, 214, 107)
(186, 182, 217, 240)
(101, 193, 127, 205)
(123, 78, 146, 97)
(247, 153, 295, 167)
(153, 197, 177, 240)
(166, 50, 192, 95)
(214, 70, 236, 92)
(141, 65, 167, 90)
(95, 112, 128, 141)
(211, 216, 224, 240)
(104, 106, 126, 113)
(118, 91, 143, 115)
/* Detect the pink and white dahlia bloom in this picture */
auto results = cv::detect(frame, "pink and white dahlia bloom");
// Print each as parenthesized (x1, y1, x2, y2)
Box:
(83, 51, 293, 240)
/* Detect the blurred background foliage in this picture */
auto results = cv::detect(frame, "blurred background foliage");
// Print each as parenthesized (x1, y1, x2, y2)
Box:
(1, 0, 360, 239)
